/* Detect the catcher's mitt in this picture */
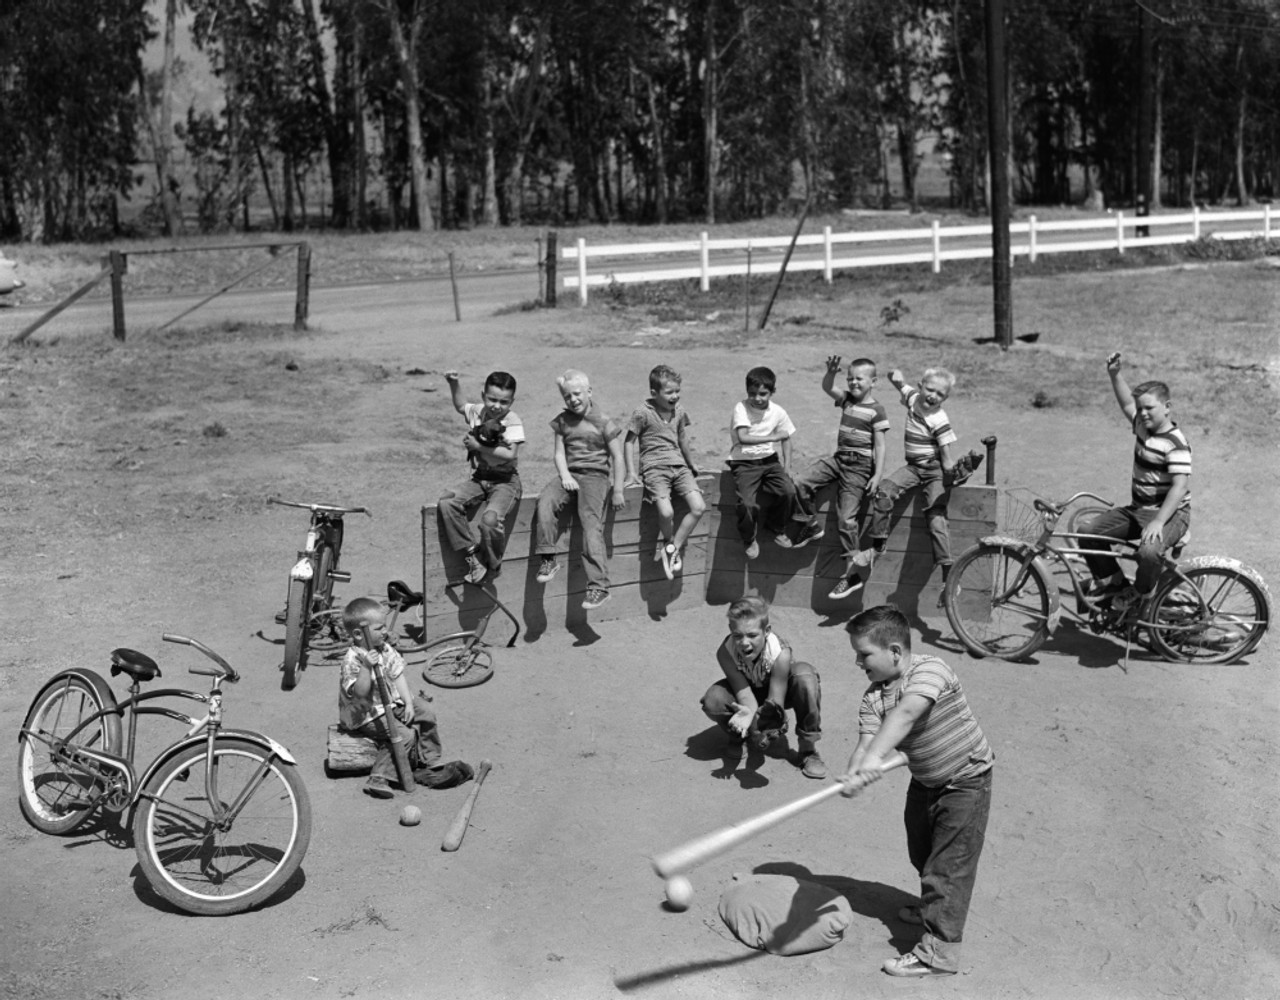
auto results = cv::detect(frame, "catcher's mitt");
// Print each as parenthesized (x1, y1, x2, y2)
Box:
(944, 448, 984, 488)
(748, 700, 788, 750)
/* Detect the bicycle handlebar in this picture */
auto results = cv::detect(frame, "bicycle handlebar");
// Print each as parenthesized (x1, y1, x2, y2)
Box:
(162, 633, 240, 684)
(1033, 490, 1115, 516)
(267, 496, 371, 517)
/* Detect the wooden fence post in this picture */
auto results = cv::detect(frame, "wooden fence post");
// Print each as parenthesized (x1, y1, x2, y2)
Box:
(545, 231, 558, 306)
(109, 250, 127, 341)
(294, 242, 311, 331)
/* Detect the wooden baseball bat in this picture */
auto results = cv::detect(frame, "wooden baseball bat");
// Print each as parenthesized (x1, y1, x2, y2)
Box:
(361, 625, 415, 793)
(651, 754, 908, 878)
(441, 758, 493, 852)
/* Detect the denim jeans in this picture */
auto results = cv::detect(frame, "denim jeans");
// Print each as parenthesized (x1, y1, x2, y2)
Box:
(535, 471, 611, 591)
(700, 661, 822, 750)
(869, 464, 953, 566)
(438, 473, 523, 571)
(904, 768, 993, 973)
(1080, 505, 1190, 593)
(793, 452, 874, 565)
(349, 695, 442, 788)
(728, 455, 798, 545)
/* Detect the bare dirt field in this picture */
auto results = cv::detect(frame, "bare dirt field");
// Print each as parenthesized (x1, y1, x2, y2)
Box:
(2, 256, 1278, 1000)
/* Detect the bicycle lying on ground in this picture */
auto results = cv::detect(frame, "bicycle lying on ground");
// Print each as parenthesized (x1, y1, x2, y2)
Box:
(941, 488, 1271, 667)
(17, 634, 312, 915)
(268, 496, 370, 690)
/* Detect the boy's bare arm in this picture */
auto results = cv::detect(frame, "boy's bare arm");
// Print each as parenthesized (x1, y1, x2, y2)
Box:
(870, 427, 887, 490)
(821, 354, 845, 402)
(766, 647, 792, 708)
(855, 693, 931, 773)
(677, 421, 700, 476)
(607, 434, 627, 508)
(1141, 473, 1189, 546)
(779, 435, 792, 471)
(623, 431, 641, 486)
(1107, 351, 1137, 421)
(443, 371, 468, 415)
(392, 672, 414, 722)
(938, 440, 956, 475)
(716, 643, 759, 735)
(553, 434, 576, 491)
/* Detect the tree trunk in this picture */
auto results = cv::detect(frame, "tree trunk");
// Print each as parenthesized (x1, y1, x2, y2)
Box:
(480, 70, 499, 226)
(642, 67, 668, 223)
(1151, 48, 1163, 209)
(383, 1, 435, 231)
(301, 0, 352, 228)
(156, 0, 181, 234)
(703, 0, 718, 224)
(1235, 87, 1250, 206)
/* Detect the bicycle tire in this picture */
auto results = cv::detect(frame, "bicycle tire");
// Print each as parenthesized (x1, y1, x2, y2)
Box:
(422, 642, 495, 688)
(18, 671, 122, 835)
(281, 576, 311, 690)
(313, 536, 338, 612)
(944, 543, 1053, 661)
(1147, 558, 1271, 665)
(133, 737, 312, 916)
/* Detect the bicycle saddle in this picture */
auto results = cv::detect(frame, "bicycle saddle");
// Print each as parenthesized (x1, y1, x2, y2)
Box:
(110, 648, 161, 680)
(387, 579, 423, 611)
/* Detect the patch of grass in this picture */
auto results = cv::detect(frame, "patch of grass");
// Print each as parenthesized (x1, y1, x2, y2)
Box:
(202, 421, 227, 438)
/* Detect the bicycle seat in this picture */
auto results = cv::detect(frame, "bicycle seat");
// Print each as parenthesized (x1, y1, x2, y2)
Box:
(110, 648, 161, 681)
(387, 579, 423, 611)
(1033, 498, 1064, 516)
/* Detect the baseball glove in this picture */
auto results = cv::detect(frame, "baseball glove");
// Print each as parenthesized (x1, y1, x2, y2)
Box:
(944, 448, 984, 488)
(748, 700, 788, 750)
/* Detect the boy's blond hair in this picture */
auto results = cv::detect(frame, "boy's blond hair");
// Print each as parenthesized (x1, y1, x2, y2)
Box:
(922, 367, 956, 392)
(557, 369, 590, 391)
(342, 596, 382, 634)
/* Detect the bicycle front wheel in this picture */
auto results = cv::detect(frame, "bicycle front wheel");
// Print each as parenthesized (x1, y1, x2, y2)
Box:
(1147, 559, 1271, 665)
(18, 672, 122, 835)
(944, 543, 1052, 661)
(282, 576, 312, 690)
(133, 738, 312, 916)
(422, 641, 494, 688)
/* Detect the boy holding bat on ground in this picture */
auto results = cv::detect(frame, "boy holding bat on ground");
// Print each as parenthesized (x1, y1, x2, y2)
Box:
(843, 605, 994, 978)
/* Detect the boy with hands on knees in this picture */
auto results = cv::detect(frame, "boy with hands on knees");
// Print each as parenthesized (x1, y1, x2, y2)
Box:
(726, 366, 802, 561)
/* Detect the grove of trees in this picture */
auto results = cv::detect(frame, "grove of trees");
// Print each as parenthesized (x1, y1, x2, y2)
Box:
(1, 0, 1278, 242)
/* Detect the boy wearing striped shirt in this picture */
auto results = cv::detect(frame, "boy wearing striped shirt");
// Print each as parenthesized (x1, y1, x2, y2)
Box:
(783, 355, 890, 599)
(844, 605, 994, 978)
(1080, 352, 1191, 617)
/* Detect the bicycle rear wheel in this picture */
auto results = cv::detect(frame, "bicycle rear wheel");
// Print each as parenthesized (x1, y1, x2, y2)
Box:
(944, 543, 1052, 661)
(282, 576, 311, 690)
(422, 641, 495, 688)
(1147, 559, 1271, 665)
(133, 738, 312, 916)
(18, 671, 122, 835)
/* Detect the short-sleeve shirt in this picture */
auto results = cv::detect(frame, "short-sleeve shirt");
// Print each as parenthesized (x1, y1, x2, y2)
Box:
(338, 644, 407, 732)
(463, 402, 525, 477)
(722, 631, 791, 688)
(1130, 417, 1191, 511)
(551, 405, 622, 475)
(834, 393, 890, 459)
(900, 386, 957, 470)
(728, 400, 796, 461)
(629, 400, 691, 471)
(859, 654, 993, 788)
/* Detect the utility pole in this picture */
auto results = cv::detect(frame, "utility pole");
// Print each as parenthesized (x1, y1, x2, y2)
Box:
(985, 0, 1012, 349)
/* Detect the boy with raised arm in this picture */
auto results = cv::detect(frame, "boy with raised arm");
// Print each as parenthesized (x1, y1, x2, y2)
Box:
(726, 366, 802, 560)
(438, 370, 524, 585)
(1080, 351, 1191, 617)
(624, 364, 706, 579)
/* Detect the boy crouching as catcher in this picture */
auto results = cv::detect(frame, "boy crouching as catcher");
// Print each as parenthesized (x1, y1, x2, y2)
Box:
(700, 596, 826, 779)
(338, 598, 473, 799)
(844, 604, 993, 978)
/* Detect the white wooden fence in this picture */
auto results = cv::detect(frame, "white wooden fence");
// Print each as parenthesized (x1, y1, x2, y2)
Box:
(561, 206, 1275, 304)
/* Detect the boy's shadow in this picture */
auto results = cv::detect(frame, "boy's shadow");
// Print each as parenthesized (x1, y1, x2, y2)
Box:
(686, 725, 791, 789)
(753, 860, 919, 950)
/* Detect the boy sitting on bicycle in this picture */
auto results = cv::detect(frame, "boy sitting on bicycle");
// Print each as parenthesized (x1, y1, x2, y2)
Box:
(1081, 352, 1191, 617)
(439, 369, 525, 585)
(339, 598, 473, 798)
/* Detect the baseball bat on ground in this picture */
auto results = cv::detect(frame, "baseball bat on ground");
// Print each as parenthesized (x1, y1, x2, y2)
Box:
(361, 625, 415, 793)
(441, 759, 493, 852)
(651, 754, 908, 879)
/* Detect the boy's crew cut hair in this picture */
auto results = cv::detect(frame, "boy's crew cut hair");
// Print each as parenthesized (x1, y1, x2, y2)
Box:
(1132, 380, 1170, 403)
(484, 371, 517, 394)
(649, 365, 682, 392)
(922, 367, 956, 392)
(846, 604, 913, 651)
(342, 596, 382, 632)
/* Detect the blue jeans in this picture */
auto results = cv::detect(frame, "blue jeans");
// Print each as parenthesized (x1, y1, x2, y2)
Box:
(700, 662, 822, 751)
(1080, 505, 1190, 593)
(869, 464, 953, 567)
(793, 452, 873, 565)
(438, 473, 522, 571)
(728, 455, 798, 545)
(905, 768, 992, 973)
(536, 471, 611, 591)
(348, 695, 442, 788)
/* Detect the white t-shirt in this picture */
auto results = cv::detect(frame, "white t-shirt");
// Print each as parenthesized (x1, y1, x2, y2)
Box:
(728, 400, 796, 461)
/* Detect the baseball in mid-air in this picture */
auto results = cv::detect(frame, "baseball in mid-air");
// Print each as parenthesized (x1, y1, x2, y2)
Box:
(400, 805, 422, 827)
(664, 875, 694, 911)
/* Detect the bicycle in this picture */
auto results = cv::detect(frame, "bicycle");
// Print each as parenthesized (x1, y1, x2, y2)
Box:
(268, 497, 370, 690)
(941, 488, 1271, 666)
(381, 578, 521, 688)
(17, 634, 312, 916)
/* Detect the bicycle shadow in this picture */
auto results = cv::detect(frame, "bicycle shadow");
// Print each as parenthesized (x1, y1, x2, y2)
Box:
(129, 861, 308, 915)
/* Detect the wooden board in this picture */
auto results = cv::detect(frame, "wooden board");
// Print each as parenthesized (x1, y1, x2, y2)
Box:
(326, 724, 378, 774)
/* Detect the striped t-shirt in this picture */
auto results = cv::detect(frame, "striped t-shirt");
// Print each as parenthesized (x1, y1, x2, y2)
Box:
(859, 654, 993, 788)
(835, 393, 890, 458)
(1130, 417, 1191, 510)
(899, 386, 957, 469)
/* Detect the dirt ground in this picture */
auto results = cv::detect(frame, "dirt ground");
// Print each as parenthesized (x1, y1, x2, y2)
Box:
(2, 261, 1278, 1000)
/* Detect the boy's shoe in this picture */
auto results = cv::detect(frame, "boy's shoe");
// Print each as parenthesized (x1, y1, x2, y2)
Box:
(851, 547, 878, 568)
(800, 751, 828, 779)
(773, 532, 794, 549)
(745, 541, 760, 560)
(670, 547, 683, 574)
(883, 954, 954, 978)
(535, 557, 560, 584)
(463, 551, 487, 585)
(582, 587, 611, 610)
(794, 522, 825, 549)
(661, 543, 676, 580)
(363, 775, 394, 800)
(829, 574, 864, 600)
(897, 904, 924, 925)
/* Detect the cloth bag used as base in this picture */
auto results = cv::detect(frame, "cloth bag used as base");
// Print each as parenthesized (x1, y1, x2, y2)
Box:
(718, 873, 854, 956)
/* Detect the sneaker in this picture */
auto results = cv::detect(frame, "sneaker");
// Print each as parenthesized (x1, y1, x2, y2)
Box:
(883, 954, 954, 978)
(745, 541, 760, 560)
(670, 547, 683, 574)
(661, 543, 676, 581)
(850, 547, 878, 568)
(363, 775, 394, 800)
(800, 751, 828, 779)
(773, 532, 794, 549)
(897, 904, 923, 925)
(463, 551, 487, 585)
(829, 574, 864, 600)
(582, 587, 611, 610)
(794, 522, 825, 549)
(535, 557, 560, 584)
